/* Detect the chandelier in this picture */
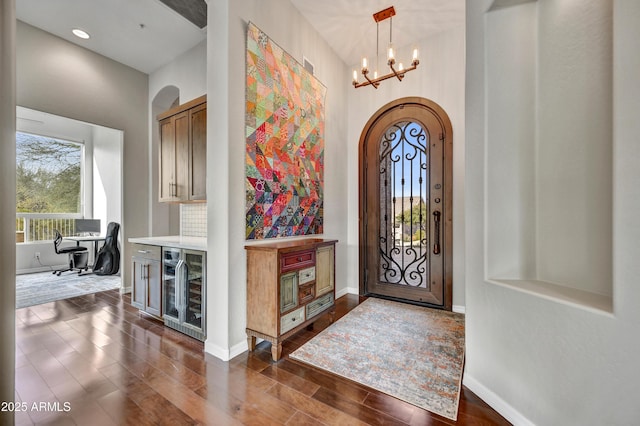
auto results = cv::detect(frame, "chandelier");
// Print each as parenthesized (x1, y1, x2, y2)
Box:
(352, 6, 419, 89)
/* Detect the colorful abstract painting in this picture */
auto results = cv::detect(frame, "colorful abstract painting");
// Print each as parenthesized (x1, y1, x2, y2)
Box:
(245, 23, 326, 240)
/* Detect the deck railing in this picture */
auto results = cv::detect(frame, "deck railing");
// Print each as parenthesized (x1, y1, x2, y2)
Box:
(16, 213, 82, 243)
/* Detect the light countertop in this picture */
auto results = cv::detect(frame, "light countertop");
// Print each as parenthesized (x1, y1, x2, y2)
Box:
(128, 235, 206, 251)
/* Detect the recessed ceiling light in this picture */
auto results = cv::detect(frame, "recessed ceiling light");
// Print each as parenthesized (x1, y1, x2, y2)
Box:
(72, 29, 90, 39)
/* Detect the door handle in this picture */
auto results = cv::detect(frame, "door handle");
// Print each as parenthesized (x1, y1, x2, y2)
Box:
(175, 260, 184, 310)
(433, 210, 441, 255)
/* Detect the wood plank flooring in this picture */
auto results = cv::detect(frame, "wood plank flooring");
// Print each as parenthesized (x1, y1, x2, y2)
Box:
(14, 290, 510, 425)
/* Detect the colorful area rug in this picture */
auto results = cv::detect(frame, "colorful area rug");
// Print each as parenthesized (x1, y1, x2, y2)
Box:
(290, 297, 465, 420)
(16, 271, 121, 309)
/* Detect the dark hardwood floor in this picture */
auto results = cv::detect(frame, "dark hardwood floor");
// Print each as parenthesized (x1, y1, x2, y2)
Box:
(14, 290, 510, 425)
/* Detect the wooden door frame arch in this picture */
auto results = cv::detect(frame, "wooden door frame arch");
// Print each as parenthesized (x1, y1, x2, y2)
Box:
(358, 97, 454, 310)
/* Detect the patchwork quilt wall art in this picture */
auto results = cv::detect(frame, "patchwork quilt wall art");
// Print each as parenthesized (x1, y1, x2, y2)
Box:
(245, 22, 327, 240)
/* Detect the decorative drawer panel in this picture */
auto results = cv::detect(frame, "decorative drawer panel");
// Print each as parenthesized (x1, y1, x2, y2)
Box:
(280, 272, 299, 313)
(281, 307, 305, 334)
(281, 250, 315, 272)
(298, 282, 315, 305)
(298, 266, 316, 285)
(306, 292, 334, 319)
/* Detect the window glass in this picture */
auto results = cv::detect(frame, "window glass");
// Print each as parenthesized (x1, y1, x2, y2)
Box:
(16, 132, 83, 242)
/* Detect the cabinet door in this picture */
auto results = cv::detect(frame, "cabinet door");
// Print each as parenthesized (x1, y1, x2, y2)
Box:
(280, 272, 298, 313)
(315, 245, 335, 296)
(174, 111, 190, 201)
(184, 250, 206, 332)
(159, 117, 176, 201)
(163, 248, 180, 321)
(131, 257, 146, 309)
(189, 103, 207, 201)
(146, 259, 162, 317)
(159, 111, 188, 202)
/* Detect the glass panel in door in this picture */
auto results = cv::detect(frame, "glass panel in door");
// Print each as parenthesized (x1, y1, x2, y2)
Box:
(162, 247, 180, 321)
(184, 251, 205, 330)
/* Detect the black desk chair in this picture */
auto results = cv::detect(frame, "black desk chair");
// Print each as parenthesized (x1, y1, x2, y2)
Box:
(52, 230, 89, 276)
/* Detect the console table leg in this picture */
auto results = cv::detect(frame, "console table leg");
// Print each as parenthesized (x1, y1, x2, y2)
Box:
(271, 341, 282, 362)
(247, 335, 256, 351)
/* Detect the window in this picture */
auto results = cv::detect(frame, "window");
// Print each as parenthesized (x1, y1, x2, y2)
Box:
(16, 132, 84, 242)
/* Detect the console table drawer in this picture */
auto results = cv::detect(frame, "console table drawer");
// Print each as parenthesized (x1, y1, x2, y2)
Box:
(306, 292, 334, 319)
(281, 307, 305, 334)
(298, 266, 316, 285)
(281, 250, 315, 272)
(298, 282, 315, 305)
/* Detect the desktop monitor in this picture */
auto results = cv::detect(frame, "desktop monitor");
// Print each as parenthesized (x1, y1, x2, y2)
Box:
(75, 219, 101, 235)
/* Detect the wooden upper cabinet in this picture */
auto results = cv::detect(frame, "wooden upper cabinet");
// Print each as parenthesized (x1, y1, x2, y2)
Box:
(188, 102, 207, 201)
(158, 95, 206, 203)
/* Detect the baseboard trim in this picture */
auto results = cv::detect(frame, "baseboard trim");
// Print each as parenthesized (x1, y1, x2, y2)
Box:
(452, 305, 466, 314)
(463, 374, 534, 426)
(204, 339, 248, 362)
(17, 265, 67, 275)
(336, 286, 359, 299)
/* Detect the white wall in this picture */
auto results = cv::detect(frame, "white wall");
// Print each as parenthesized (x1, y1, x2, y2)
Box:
(536, 0, 612, 295)
(465, 0, 640, 424)
(148, 40, 207, 236)
(485, 4, 537, 280)
(16, 21, 149, 288)
(92, 125, 123, 273)
(347, 25, 467, 307)
(205, 0, 349, 359)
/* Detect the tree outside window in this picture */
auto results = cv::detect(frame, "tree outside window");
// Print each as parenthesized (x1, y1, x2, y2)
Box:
(16, 132, 83, 241)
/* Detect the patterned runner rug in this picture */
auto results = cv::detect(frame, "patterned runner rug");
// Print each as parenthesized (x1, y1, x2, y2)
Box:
(16, 271, 121, 309)
(290, 297, 465, 420)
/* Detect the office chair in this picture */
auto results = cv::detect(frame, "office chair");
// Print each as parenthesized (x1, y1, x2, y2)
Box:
(52, 229, 89, 276)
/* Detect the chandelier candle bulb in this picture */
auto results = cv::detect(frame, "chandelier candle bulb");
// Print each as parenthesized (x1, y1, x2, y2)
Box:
(412, 48, 419, 63)
(362, 57, 368, 71)
(353, 70, 358, 83)
(388, 45, 395, 61)
(399, 62, 404, 71)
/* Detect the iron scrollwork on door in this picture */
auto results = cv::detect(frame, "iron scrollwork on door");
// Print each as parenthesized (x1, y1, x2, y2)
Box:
(378, 121, 429, 288)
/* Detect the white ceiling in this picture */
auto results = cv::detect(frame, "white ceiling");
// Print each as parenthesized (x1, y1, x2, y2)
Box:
(16, 0, 464, 74)
(290, 0, 465, 67)
(16, 0, 206, 74)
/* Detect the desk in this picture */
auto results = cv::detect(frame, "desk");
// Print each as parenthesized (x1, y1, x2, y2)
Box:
(64, 235, 105, 267)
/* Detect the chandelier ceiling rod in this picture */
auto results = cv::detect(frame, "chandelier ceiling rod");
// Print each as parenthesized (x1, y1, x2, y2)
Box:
(352, 6, 420, 89)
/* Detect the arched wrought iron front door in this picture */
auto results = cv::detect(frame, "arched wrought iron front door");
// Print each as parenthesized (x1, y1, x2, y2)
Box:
(359, 98, 453, 309)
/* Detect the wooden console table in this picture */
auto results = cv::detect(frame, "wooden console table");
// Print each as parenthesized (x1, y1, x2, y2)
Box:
(245, 238, 337, 361)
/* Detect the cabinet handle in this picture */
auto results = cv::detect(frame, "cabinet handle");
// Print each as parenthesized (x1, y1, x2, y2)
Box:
(137, 250, 150, 254)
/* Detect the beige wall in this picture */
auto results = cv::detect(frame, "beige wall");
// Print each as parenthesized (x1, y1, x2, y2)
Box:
(16, 21, 149, 289)
(0, 1, 16, 424)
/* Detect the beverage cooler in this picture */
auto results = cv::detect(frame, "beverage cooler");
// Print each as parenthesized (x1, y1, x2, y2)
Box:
(162, 247, 206, 341)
